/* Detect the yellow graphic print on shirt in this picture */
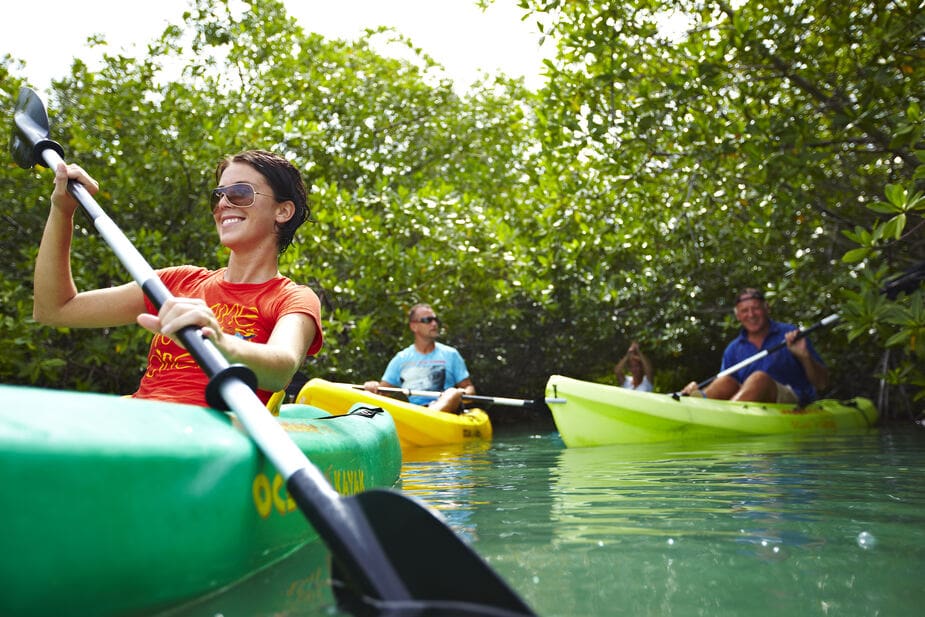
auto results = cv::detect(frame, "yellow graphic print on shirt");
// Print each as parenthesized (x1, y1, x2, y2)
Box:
(144, 302, 260, 379)
(212, 303, 261, 341)
(145, 344, 190, 378)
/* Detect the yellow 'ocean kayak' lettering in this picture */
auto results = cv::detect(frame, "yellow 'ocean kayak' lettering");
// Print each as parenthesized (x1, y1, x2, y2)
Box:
(253, 468, 365, 517)
(332, 469, 365, 496)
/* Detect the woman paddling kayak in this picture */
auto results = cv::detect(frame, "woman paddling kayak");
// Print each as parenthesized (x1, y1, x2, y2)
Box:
(32, 150, 323, 407)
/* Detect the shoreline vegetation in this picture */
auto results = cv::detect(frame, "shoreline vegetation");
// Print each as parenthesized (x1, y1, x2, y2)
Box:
(1, 0, 922, 420)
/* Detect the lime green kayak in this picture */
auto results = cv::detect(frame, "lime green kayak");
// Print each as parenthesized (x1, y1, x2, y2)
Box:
(0, 384, 402, 617)
(545, 374, 879, 447)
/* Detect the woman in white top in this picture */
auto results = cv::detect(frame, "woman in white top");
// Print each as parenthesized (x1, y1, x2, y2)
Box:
(614, 341, 654, 392)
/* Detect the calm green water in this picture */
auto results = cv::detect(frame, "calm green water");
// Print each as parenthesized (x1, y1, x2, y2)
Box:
(168, 427, 925, 616)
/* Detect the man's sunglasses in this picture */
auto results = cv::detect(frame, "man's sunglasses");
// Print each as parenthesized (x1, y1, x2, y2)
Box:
(210, 182, 276, 211)
(413, 316, 440, 325)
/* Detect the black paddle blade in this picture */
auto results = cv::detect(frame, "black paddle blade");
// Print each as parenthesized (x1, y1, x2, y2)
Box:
(332, 489, 536, 617)
(10, 86, 64, 169)
(883, 260, 925, 299)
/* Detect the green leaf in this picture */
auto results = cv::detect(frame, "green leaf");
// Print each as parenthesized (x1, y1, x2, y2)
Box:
(866, 200, 903, 215)
(881, 214, 906, 241)
(842, 247, 873, 264)
(884, 183, 906, 207)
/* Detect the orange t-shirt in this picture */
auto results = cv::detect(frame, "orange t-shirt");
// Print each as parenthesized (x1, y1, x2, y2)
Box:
(133, 266, 323, 407)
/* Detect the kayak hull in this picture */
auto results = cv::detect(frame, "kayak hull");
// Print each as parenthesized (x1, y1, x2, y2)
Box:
(0, 385, 401, 617)
(296, 378, 492, 449)
(545, 374, 879, 447)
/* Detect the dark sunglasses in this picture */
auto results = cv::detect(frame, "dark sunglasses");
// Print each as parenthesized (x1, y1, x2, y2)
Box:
(413, 316, 440, 325)
(210, 182, 276, 211)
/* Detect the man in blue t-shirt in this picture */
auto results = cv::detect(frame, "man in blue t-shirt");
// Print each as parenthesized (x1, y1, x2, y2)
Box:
(681, 288, 829, 406)
(364, 303, 475, 413)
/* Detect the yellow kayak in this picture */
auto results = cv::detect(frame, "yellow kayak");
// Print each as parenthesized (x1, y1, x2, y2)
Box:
(296, 378, 492, 449)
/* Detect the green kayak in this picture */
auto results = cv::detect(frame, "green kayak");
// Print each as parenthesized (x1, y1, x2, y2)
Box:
(0, 384, 402, 617)
(545, 374, 879, 447)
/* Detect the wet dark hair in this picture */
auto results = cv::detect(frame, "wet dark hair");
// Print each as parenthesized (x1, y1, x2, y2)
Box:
(215, 150, 309, 254)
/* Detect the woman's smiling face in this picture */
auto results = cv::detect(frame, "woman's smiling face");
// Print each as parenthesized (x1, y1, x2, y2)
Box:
(212, 162, 281, 251)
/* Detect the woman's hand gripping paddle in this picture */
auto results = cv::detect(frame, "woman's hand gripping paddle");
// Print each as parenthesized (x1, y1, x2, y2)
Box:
(11, 86, 536, 617)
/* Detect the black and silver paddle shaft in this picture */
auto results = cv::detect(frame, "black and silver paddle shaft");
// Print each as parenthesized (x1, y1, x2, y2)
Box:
(11, 87, 535, 616)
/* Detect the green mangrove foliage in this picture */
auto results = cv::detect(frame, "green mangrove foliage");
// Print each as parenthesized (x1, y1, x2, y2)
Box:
(1, 0, 922, 417)
(510, 0, 924, 413)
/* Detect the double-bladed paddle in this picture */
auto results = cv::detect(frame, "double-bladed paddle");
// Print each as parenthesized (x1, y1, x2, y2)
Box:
(671, 262, 925, 402)
(345, 383, 565, 408)
(11, 87, 535, 617)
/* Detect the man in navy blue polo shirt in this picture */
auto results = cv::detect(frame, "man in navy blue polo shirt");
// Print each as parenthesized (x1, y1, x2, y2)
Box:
(682, 288, 829, 405)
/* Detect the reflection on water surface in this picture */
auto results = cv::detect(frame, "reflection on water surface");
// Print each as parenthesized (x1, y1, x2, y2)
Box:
(401, 429, 925, 617)
(165, 428, 925, 616)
